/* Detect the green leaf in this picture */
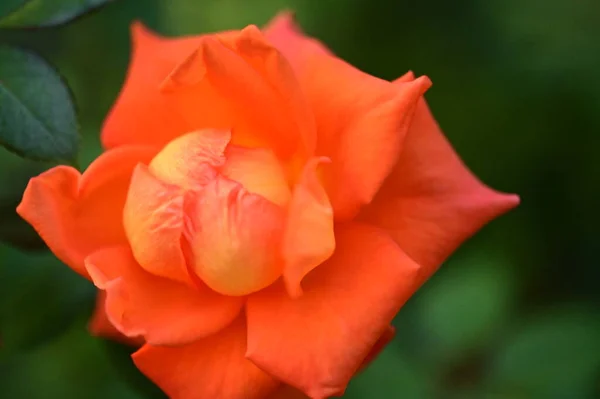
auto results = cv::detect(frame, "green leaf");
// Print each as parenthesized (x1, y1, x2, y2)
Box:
(0, 0, 116, 28)
(0, 0, 27, 20)
(486, 307, 600, 399)
(0, 46, 79, 163)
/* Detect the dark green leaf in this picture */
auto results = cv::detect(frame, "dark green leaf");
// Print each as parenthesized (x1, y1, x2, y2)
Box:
(0, 0, 116, 28)
(0, 0, 27, 20)
(0, 46, 79, 162)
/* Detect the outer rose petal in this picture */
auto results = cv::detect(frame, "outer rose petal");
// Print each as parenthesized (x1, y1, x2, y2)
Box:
(102, 23, 203, 148)
(264, 13, 431, 220)
(247, 223, 421, 398)
(85, 246, 243, 346)
(223, 25, 316, 156)
(17, 146, 156, 277)
(88, 290, 144, 347)
(265, 326, 396, 399)
(359, 82, 519, 284)
(133, 316, 279, 399)
(358, 325, 395, 372)
(161, 25, 315, 161)
(282, 157, 335, 298)
(267, 386, 308, 399)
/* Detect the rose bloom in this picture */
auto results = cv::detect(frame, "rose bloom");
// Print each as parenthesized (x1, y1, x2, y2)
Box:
(18, 12, 518, 399)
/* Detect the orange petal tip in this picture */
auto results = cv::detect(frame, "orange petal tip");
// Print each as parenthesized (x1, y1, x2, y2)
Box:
(130, 21, 161, 46)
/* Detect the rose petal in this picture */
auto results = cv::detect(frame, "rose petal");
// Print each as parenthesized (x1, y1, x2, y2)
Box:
(359, 88, 519, 285)
(265, 326, 396, 399)
(223, 25, 316, 156)
(246, 223, 421, 398)
(101, 23, 204, 148)
(88, 290, 144, 346)
(123, 164, 192, 285)
(266, 385, 308, 399)
(264, 13, 431, 220)
(17, 146, 156, 277)
(85, 246, 243, 346)
(133, 316, 278, 399)
(184, 176, 286, 296)
(358, 325, 395, 371)
(148, 129, 230, 190)
(147, 129, 292, 206)
(281, 157, 335, 298)
(222, 145, 291, 207)
(162, 25, 315, 161)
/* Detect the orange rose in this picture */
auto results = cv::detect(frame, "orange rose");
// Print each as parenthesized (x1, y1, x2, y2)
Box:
(18, 12, 518, 399)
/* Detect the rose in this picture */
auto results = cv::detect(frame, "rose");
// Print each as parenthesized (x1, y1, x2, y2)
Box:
(18, 11, 518, 399)
(88, 290, 145, 346)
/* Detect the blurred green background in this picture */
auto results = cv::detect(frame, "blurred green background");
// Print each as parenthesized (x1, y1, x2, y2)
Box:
(1, 0, 599, 398)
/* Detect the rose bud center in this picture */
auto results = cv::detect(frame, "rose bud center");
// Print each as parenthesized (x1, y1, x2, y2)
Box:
(124, 129, 292, 296)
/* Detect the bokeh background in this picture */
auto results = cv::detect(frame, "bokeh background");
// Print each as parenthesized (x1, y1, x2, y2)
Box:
(1, 0, 599, 398)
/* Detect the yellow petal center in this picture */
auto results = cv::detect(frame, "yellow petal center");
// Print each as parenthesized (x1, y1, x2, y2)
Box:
(146, 130, 291, 296)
